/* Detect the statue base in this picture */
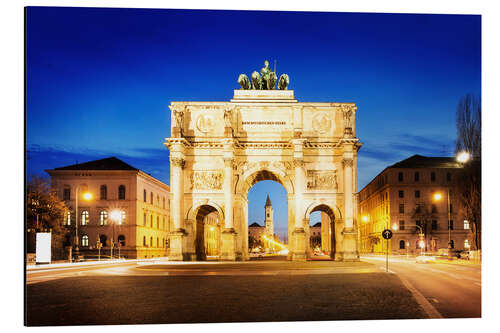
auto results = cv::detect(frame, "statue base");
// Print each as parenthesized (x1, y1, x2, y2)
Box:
(231, 90, 296, 103)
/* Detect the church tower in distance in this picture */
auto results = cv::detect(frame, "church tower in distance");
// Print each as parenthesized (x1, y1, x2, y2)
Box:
(264, 195, 274, 236)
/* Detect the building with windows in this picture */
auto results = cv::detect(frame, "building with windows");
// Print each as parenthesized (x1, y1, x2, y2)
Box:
(358, 155, 472, 255)
(46, 157, 170, 259)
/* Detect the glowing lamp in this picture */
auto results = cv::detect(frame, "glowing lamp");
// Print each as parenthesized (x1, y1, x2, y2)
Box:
(456, 151, 470, 163)
(433, 193, 443, 201)
(83, 192, 92, 201)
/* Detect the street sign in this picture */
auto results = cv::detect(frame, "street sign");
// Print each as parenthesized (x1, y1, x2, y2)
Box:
(382, 229, 393, 240)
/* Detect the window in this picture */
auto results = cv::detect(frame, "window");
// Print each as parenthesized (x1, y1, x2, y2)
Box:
(446, 172, 451, 182)
(63, 187, 71, 201)
(157, 237, 159, 247)
(449, 220, 454, 230)
(143, 236, 146, 246)
(99, 234, 107, 247)
(81, 210, 89, 225)
(398, 172, 403, 182)
(399, 204, 404, 214)
(415, 190, 420, 198)
(82, 235, 89, 247)
(431, 205, 437, 213)
(120, 211, 126, 225)
(118, 185, 126, 200)
(151, 215, 153, 227)
(399, 220, 405, 230)
(415, 205, 421, 214)
(398, 190, 404, 198)
(163, 197, 165, 209)
(157, 195, 160, 206)
(163, 216, 166, 230)
(65, 211, 71, 225)
(464, 240, 470, 249)
(414, 172, 420, 182)
(100, 211, 108, 225)
(399, 240, 405, 249)
(162, 238, 165, 248)
(118, 235, 125, 247)
(100, 185, 107, 200)
(157, 216, 160, 229)
(150, 237, 153, 247)
(267, 213, 270, 218)
(464, 220, 470, 230)
(431, 172, 436, 182)
(450, 240, 455, 248)
(150, 192, 153, 204)
(449, 204, 453, 214)
(144, 213, 147, 226)
(143, 189, 147, 202)
(431, 220, 438, 230)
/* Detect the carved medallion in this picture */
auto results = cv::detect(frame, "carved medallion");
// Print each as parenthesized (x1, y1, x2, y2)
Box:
(190, 171, 223, 190)
(196, 114, 215, 133)
(312, 112, 332, 134)
(307, 170, 338, 190)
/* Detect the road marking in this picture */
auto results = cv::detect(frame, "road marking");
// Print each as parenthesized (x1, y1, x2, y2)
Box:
(397, 275, 443, 319)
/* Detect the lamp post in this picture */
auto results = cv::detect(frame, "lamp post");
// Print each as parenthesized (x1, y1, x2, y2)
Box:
(433, 189, 452, 260)
(74, 186, 92, 260)
(392, 223, 425, 256)
(110, 210, 121, 260)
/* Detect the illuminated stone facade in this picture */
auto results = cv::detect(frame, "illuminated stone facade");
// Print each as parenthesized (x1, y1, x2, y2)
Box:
(358, 155, 473, 254)
(47, 157, 170, 259)
(164, 90, 361, 261)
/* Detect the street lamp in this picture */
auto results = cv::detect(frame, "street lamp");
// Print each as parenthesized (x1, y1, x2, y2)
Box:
(110, 210, 122, 259)
(456, 151, 471, 164)
(433, 189, 452, 259)
(74, 186, 92, 260)
(393, 223, 425, 256)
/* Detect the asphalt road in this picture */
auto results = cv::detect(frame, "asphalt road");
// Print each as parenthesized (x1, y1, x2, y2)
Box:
(25, 258, 426, 325)
(360, 255, 481, 318)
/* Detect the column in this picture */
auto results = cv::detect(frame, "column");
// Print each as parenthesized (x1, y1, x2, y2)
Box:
(169, 154, 186, 261)
(292, 139, 307, 260)
(342, 154, 359, 261)
(221, 140, 237, 260)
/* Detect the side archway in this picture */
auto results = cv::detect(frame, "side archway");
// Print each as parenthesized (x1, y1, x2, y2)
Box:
(304, 203, 339, 260)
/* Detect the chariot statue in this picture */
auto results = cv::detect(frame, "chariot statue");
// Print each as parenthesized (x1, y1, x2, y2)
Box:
(238, 60, 289, 90)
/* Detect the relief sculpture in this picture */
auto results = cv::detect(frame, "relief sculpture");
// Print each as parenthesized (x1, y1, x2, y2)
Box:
(307, 170, 338, 190)
(190, 171, 223, 190)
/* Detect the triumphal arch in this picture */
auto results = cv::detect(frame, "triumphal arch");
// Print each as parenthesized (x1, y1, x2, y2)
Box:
(164, 62, 361, 261)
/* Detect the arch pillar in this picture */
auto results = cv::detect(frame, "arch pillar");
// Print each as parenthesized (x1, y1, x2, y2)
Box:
(291, 138, 307, 260)
(169, 142, 187, 261)
(342, 148, 359, 261)
(221, 141, 237, 260)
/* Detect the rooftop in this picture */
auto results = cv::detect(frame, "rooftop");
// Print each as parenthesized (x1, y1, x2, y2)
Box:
(388, 154, 460, 169)
(249, 222, 263, 228)
(53, 157, 138, 171)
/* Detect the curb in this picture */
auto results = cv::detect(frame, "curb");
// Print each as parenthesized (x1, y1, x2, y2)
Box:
(397, 274, 443, 319)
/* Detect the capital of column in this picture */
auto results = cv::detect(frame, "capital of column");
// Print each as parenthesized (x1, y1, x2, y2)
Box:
(223, 157, 235, 169)
(342, 158, 353, 168)
(170, 157, 186, 169)
(293, 159, 305, 168)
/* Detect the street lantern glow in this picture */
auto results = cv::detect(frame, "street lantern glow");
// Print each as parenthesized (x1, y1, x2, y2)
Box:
(110, 210, 121, 221)
(83, 192, 92, 201)
(419, 240, 425, 249)
(456, 151, 470, 163)
(362, 215, 369, 223)
(392, 224, 398, 231)
(433, 192, 443, 201)
(209, 226, 214, 232)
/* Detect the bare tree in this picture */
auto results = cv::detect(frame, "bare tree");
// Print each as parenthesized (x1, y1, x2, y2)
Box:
(455, 94, 481, 250)
(411, 203, 436, 252)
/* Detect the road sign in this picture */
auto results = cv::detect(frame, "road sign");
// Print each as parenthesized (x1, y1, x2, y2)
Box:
(382, 229, 393, 240)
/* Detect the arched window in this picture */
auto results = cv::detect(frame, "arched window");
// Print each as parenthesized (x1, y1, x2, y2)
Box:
(143, 213, 147, 226)
(118, 235, 125, 247)
(156, 237, 159, 248)
(150, 236, 153, 247)
(157, 216, 159, 229)
(81, 210, 89, 225)
(120, 211, 126, 225)
(100, 211, 108, 225)
(150, 192, 153, 204)
(163, 197, 165, 209)
(118, 185, 126, 200)
(399, 240, 405, 249)
(82, 235, 89, 247)
(100, 185, 107, 200)
(143, 189, 147, 202)
(66, 211, 71, 225)
(99, 234, 107, 247)
(143, 236, 146, 246)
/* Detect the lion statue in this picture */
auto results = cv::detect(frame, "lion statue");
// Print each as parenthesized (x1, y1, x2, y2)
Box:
(237, 74, 251, 90)
(278, 73, 289, 90)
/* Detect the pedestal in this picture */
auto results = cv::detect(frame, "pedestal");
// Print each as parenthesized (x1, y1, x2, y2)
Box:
(291, 228, 307, 261)
(342, 228, 359, 261)
(220, 228, 237, 261)
(168, 229, 187, 261)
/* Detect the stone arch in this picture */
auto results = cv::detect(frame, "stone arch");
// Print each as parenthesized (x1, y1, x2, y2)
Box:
(304, 203, 340, 260)
(186, 200, 225, 222)
(191, 203, 223, 261)
(235, 164, 294, 196)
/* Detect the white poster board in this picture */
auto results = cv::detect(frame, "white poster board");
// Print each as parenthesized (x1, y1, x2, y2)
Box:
(36, 232, 51, 264)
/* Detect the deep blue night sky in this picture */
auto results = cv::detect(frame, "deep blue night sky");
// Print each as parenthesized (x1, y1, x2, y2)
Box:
(26, 7, 481, 235)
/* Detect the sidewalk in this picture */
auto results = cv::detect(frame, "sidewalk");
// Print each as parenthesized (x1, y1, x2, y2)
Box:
(26, 257, 168, 271)
(361, 253, 481, 267)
